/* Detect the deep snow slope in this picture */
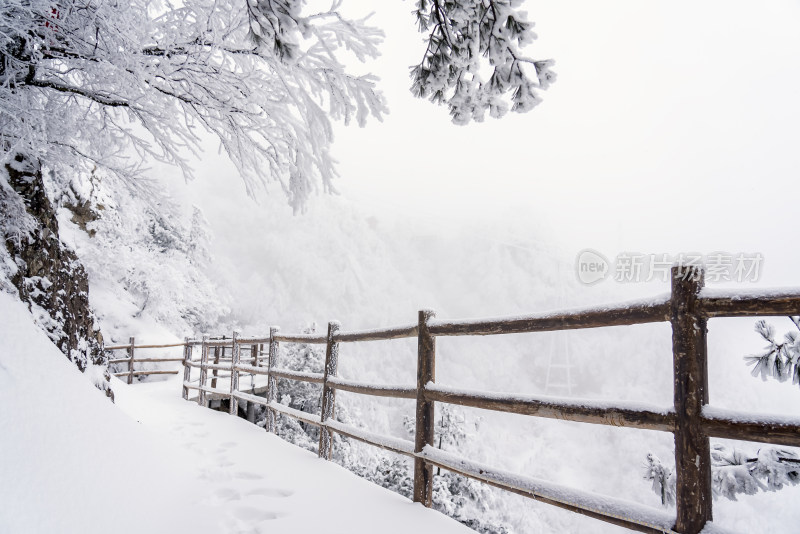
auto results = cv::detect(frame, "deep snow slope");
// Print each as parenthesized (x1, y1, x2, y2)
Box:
(0, 292, 213, 534)
(0, 292, 473, 534)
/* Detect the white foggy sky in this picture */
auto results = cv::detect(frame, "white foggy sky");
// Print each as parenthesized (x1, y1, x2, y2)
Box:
(174, 1, 800, 290)
(326, 0, 800, 284)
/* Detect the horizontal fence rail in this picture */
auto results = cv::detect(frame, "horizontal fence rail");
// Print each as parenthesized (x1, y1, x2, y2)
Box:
(327, 376, 417, 399)
(105, 337, 183, 384)
(423, 384, 678, 432)
(333, 324, 419, 342)
(697, 289, 800, 318)
(118, 266, 800, 534)
(428, 298, 672, 337)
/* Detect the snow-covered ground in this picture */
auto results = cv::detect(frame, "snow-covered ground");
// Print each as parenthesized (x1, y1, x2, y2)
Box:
(0, 292, 473, 534)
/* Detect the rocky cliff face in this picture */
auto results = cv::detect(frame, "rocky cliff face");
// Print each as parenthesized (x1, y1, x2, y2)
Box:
(2, 153, 111, 398)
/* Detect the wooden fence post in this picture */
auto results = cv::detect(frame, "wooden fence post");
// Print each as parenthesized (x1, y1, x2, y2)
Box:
(181, 337, 191, 400)
(413, 309, 436, 506)
(266, 326, 279, 433)
(198, 335, 209, 407)
(211, 341, 221, 389)
(127, 336, 135, 384)
(671, 265, 712, 533)
(247, 344, 258, 423)
(229, 331, 241, 416)
(319, 321, 341, 460)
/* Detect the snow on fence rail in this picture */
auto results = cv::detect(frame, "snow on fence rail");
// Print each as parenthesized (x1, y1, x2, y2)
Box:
(104, 337, 184, 384)
(121, 266, 800, 534)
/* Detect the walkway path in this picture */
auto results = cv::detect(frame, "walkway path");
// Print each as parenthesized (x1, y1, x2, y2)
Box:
(114, 377, 474, 534)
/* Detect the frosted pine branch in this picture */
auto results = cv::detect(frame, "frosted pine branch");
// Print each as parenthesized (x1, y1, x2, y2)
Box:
(410, 0, 555, 124)
(645, 445, 800, 505)
(745, 318, 800, 388)
(644, 453, 676, 506)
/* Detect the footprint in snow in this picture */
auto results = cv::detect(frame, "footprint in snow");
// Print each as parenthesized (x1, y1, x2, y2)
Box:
(246, 487, 293, 498)
(233, 471, 263, 480)
(220, 508, 283, 534)
(199, 468, 228, 481)
(233, 507, 282, 521)
(213, 487, 241, 502)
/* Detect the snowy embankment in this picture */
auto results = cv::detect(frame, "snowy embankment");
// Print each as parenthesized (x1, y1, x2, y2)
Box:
(0, 293, 472, 534)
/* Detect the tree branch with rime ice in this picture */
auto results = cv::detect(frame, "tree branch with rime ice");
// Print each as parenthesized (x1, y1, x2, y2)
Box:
(0, 0, 387, 212)
(645, 445, 800, 506)
(410, 0, 556, 125)
(744, 318, 800, 388)
(2, 0, 555, 210)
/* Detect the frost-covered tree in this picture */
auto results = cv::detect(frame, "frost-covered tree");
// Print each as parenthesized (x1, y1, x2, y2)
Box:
(404, 403, 475, 474)
(645, 445, 800, 506)
(63, 169, 230, 338)
(0, 0, 387, 209)
(404, 403, 468, 452)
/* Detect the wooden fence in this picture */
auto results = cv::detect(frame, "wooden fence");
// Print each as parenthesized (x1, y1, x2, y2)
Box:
(151, 265, 800, 534)
(105, 337, 184, 384)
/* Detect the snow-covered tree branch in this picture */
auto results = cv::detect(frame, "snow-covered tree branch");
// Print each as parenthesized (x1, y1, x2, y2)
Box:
(645, 445, 800, 506)
(0, 0, 387, 210)
(410, 0, 555, 124)
(2, 0, 556, 210)
(744, 318, 800, 388)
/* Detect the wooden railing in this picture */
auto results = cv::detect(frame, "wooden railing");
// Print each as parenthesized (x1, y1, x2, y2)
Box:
(105, 337, 184, 384)
(172, 265, 800, 534)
